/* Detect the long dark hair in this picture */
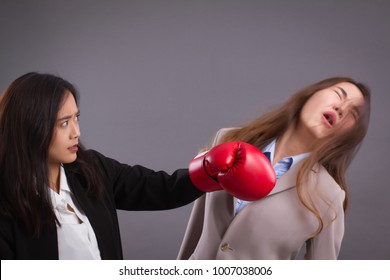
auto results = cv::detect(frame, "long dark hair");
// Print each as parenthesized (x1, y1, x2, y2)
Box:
(0, 72, 104, 236)
(220, 77, 371, 235)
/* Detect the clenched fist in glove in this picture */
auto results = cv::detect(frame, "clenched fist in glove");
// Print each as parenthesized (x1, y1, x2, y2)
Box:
(189, 141, 276, 201)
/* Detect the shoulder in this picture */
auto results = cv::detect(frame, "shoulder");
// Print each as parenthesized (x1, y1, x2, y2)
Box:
(63, 149, 119, 181)
(81, 149, 106, 160)
(314, 165, 342, 188)
(310, 164, 345, 205)
(67, 149, 113, 168)
(212, 127, 239, 146)
(84, 149, 109, 163)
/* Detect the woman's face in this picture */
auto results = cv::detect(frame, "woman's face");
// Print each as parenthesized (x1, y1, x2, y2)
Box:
(48, 92, 80, 166)
(299, 82, 365, 139)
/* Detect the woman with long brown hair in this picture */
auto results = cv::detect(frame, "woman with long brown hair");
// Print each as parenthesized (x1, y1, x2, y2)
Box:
(178, 77, 371, 259)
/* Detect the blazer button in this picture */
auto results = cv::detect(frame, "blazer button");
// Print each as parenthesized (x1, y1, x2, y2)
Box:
(220, 243, 232, 252)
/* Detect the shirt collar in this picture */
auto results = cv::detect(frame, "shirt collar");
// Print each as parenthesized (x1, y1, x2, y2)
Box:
(59, 165, 71, 193)
(49, 165, 72, 207)
(262, 138, 310, 168)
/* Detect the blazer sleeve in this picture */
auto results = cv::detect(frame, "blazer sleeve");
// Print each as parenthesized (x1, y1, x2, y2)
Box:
(88, 150, 203, 211)
(304, 190, 345, 260)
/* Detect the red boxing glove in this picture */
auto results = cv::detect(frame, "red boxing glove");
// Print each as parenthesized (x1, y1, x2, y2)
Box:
(189, 141, 276, 201)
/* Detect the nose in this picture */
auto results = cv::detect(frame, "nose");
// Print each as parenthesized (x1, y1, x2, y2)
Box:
(334, 101, 349, 119)
(334, 105, 343, 119)
(335, 100, 354, 120)
(70, 122, 80, 139)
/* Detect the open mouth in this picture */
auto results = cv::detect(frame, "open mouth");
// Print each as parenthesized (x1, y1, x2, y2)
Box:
(322, 112, 336, 127)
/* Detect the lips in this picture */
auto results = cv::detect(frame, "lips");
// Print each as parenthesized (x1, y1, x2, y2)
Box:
(68, 144, 78, 152)
(322, 111, 337, 128)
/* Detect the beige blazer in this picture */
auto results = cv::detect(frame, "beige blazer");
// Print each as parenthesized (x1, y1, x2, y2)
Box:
(178, 128, 345, 260)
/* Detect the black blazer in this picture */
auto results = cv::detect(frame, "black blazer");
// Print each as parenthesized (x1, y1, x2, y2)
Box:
(0, 150, 203, 259)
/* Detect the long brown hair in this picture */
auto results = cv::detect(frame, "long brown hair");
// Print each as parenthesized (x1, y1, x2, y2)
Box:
(219, 77, 371, 235)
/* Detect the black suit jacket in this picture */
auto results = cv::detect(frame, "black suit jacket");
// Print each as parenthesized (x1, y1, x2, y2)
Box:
(0, 150, 203, 259)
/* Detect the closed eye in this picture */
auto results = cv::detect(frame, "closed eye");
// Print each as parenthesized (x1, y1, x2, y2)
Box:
(350, 107, 360, 120)
(333, 90, 342, 99)
(336, 86, 348, 99)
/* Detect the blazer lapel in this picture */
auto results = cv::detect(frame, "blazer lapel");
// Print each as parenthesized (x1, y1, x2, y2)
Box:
(63, 166, 122, 259)
(230, 162, 302, 216)
(266, 161, 302, 197)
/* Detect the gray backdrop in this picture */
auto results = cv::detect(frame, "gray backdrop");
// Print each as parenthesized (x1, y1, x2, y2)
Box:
(1, 0, 389, 260)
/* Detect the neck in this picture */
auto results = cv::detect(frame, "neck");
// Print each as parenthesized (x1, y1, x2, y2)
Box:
(48, 163, 61, 193)
(273, 124, 313, 164)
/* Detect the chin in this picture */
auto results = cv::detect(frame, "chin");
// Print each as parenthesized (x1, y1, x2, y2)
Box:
(63, 156, 78, 164)
(310, 128, 329, 140)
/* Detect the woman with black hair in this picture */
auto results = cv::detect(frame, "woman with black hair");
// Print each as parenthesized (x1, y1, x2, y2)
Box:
(0, 72, 275, 260)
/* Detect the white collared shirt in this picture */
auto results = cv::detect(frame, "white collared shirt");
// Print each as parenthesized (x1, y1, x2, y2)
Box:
(50, 166, 101, 259)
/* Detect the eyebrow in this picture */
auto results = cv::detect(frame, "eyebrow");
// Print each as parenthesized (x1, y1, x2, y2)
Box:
(336, 86, 347, 98)
(57, 111, 80, 122)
